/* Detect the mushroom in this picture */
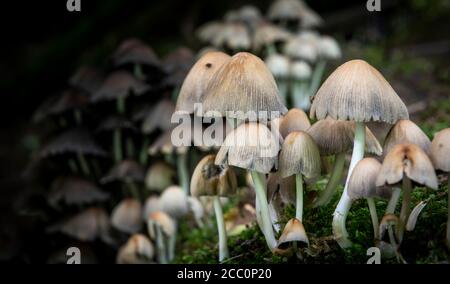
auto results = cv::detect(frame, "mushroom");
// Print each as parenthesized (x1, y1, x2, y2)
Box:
(159, 186, 190, 220)
(143, 196, 161, 219)
(216, 122, 279, 251)
(197, 21, 225, 45)
(116, 234, 154, 264)
(277, 218, 309, 252)
(347, 158, 386, 240)
(147, 211, 176, 264)
(309, 35, 342, 98)
(376, 143, 438, 242)
(69, 65, 104, 95)
(278, 108, 311, 139)
(267, 0, 323, 29)
(190, 154, 237, 261)
(145, 162, 175, 192)
(48, 176, 109, 207)
(279, 131, 320, 225)
(265, 53, 291, 105)
(254, 22, 291, 55)
(430, 128, 450, 248)
(307, 117, 382, 208)
(378, 214, 406, 263)
(111, 198, 143, 234)
(289, 61, 312, 110)
(310, 59, 409, 248)
(202, 52, 287, 122)
(101, 159, 145, 200)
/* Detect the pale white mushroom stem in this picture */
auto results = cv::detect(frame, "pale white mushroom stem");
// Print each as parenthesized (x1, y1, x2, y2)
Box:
(313, 153, 345, 207)
(292, 80, 310, 110)
(398, 176, 412, 241)
(154, 223, 168, 264)
(251, 171, 278, 251)
(386, 187, 401, 214)
(332, 121, 366, 248)
(113, 128, 123, 163)
(295, 174, 304, 221)
(447, 173, 450, 249)
(213, 196, 229, 262)
(177, 153, 190, 194)
(309, 59, 327, 97)
(367, 197, 379, 240)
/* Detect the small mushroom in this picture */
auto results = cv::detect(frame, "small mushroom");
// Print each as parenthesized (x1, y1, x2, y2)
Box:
(267, 0, 323, 29)
(111, 198, 143, 234)
(101, 160, 144, 200)
(383, 119, 431, 156)
(253, 22, 291, 55)
(265, 53, 291, 105)
(278, 218, 309, 251)
(147, 211, 176, 264)
(289, 60, 312, 110)
(159, 186, 190, 219)
(116, 234, 154, 264)
(145, 162, 175, 192)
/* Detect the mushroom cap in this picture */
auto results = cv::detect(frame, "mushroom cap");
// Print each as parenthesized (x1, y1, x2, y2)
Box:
(69, 66, 104, 94)
(253, 23, 291, 51)
(48, 207, 109, 242)
(145, 162, 175, 192)
(39, 128, 107, 158)
(264, 53, 291, 78)
(383, 119, 431, 156)
(159, 186, 190, 219)
(307, 117, 382, 156)
(278, 108, 311, 139)
(238, 5, 262, 23)
(318, 36, 342, 60)
(48, 176, 109, 207)
(101, 160, 145, 184)
(278, 218, 309, 247)
(430, 128, 450, 172)
(111, 198, 143, 234)
(268, 0, 322, 28)
(347, 158, 383, 200)
(112, 38, 160, 68)
(162, 46, 195, 75)
(116, 234, 154, 264)
(202, 52, 287, 121)
(290, 60, 312, 80)
(97, 116, 137, 132)
(142, 99, 175, 134)
(376, 143, 438, 190)
(197, 21, 225, 43)
(176, 51, 231, 114)
(91, 71, 150, 103)
(190, 154, 237, 197)
(283, 37, 318, 62)
(221, 23, 252, 50)
(143, 196, 161, 220)
(310, 60, 409, 123)
(215, 123, 280, 173)
(147, 211, 176, 238)
(279, 131, 321, 178)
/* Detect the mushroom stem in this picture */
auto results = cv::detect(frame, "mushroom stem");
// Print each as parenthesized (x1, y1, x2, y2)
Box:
(116, 96, 126, 115)
(68, 158, 78, 174)
(292, 80, 310, 111)
(177, 153, 190, 194)
(398, 176, 412, 241)
(213, 196, 229, 262)
(168, 223, 177, 262)
(251, 171, 278, 251)
(367, 197, 380, 240)
(277, 80, 289, 106)
(447, 173, 450, 249)
(76, 153, 90, 176)
(113, 129, 123, 163)
(139, 137, 149, 165)
(154, 223, 168, 264)
(332, 121, 365, 248)
(266, 43, 277, 56)
(313, 153, 345, 207)
(126, 137, 135, 158)
(295, 174, 304, 221)
(74, 109, 82, 125)
(127, 182, 140, 201)
(386, 187, 401, 214)
(309, 59, 327, 97)
(134, 64, 145, 81)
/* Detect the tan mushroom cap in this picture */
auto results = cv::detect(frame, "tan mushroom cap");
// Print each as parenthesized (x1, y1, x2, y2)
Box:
(310, 60, 409, 124)
(147, 211, 176, 237)
(253, 22, 291, 51)
(279, 131, 321, 179)
(145, 162, 175, 192)
(176, 51, 231, 114)
(278, 218, 309, 247)
(116, 234, 154, 264)
(101, 160, 145, 184)
(159, 186, 190, 219)
(267, 172, 296, 205)
(348, 158, 383, 200)
(190, 154, 237, 197)
(430, 128, 450, 172)
(278, 108, 311, 139)
(142, 99, 175, 134)
(307, 117, 382, 156)
(143, 196, 161, 219)
(383, 119, 431, 156)
(215, 122, 280, 173)
(111, 198, 143, 234)
(376, 143, 438, 189)
(202, 52, 287, 120)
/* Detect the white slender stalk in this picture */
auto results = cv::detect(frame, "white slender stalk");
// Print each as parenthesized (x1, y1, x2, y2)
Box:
(277, 80, 289, 106)
(154, 223, 168, 264)
(309, 59, 327, 97)
(386, 187, 401, 214)
(177, 153, 189, 194)
(295, 174, 304, 221)
(313, 153, 346, 208)
(168, 223, 177, 262)
(367, 197, 380, 240)
(332, 121, 365, 248)
(292, 80, 310, 111)
(398, 177, 412, 242)
(446, 174, 450, 249)
(113, 129, 122, 163)
(213, 196, 229, 262)
(251, 171, 278, 251)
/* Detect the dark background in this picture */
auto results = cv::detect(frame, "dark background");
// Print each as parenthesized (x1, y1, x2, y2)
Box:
(0, 0, 449, 262)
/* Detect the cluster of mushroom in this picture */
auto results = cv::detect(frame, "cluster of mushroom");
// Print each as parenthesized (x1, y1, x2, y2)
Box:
(196, 0, 342, 111)
(26, 38, 216, 264)
(178, 44, 450, 262)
